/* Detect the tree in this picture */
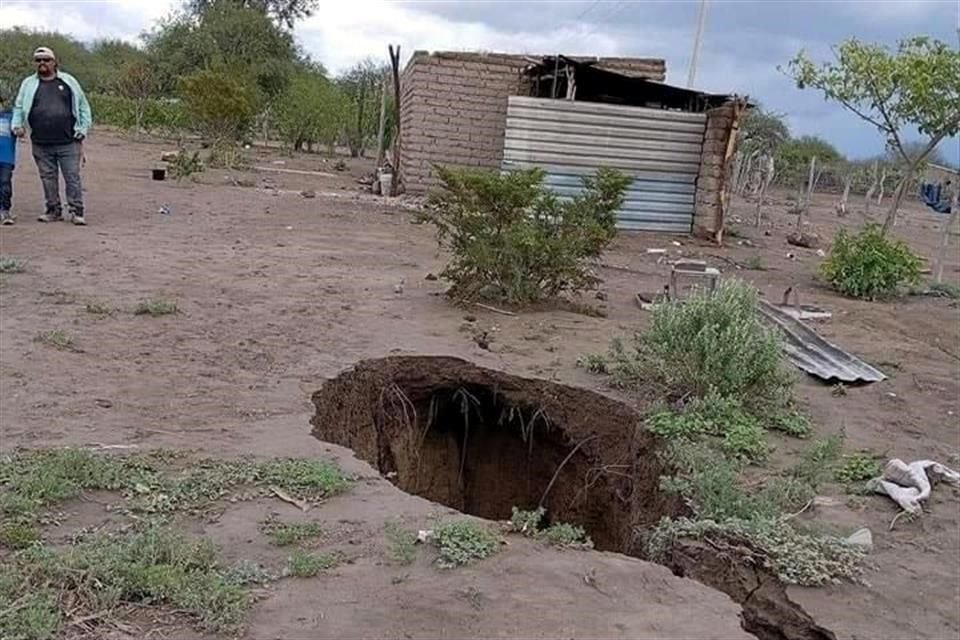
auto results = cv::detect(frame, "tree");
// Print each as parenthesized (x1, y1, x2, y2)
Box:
(180, 68, 256, 142)
(787, 37, 960, 234)
(274, 70, 349, 151)
(115, 62, 161, 132)
(734, 106, 789, 197)
(187, 0, 318, 28)
(777, 136, 843, 190)
(146, 1, 298, 100)
(0, 27, 94, 95)
(337, 59, 389, 157)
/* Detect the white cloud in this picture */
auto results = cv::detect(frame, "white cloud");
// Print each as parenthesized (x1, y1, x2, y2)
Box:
(0, 0, 178, 43)
(296, 0, 622, 74)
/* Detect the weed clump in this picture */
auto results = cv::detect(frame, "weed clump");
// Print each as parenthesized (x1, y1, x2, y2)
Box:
(260, 519, 324, 546)
(584, 280, 791, 407)
(133, 299, 178, 316)
(0, 526, 247, 638)
(431, 520, 500, 568)
(384, 521, 417, 565)
(418, 166, 630, 304)
(286, 550, 339, 577)
(820, 224, 922, 300)
(0, 257, 25, 274)
(508, 507, 593, 549)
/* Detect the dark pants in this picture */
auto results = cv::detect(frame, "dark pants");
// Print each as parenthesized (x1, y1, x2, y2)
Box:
(32, 141, 83, 217)
(0, 163, 11, 212)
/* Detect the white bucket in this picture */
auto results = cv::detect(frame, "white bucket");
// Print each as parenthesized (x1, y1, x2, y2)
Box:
(378, 171, 394, 197)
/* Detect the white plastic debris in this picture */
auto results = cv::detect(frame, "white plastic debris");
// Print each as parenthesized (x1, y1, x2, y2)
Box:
(845, 528, 873, 550)
(416, 529, 433, 544)
(869, 458, 960, 514)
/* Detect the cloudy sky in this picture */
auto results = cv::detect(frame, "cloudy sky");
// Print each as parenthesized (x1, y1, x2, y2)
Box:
(1, 0, 957, 161)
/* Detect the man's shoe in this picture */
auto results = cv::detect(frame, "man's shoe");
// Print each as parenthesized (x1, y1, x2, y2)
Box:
(0, 211, 13, 226)
(38, 212, 63, 223)
(71, 215, 87, 226)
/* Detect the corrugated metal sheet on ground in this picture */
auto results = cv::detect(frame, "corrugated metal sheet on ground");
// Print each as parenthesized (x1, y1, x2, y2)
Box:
(757, 300, 886, 383)
(502, 96, 706, 233)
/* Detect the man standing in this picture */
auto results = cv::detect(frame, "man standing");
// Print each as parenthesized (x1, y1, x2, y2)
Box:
(11, 46, 92, 225)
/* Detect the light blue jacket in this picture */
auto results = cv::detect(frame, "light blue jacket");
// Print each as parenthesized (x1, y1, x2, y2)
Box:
(11, 71, 93, 138)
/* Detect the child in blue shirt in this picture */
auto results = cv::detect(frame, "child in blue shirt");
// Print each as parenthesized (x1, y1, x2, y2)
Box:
(0, 90, 15, 225)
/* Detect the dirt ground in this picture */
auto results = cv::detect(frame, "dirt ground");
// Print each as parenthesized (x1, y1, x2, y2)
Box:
(1, 132, 958, 640)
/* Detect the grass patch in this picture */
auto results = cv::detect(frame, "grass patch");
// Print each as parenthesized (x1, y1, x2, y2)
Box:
(84, 301, 114, 316)
(508, 507, 594, 549)
(384, 521, 417, 565)
(0, 525, 247, 638)
(0, 257, 25, 274)
(33, 330, 81, 352)
(431, 520, 499, 568)
(133, 299, 178, 316)
(834, 452, 883, 484)
(259, 519, 324, 547)
(0, 449, 351, 545)
(744, 255, 766, 271)
(286, 550, 338, 577)
(791, 435, 844, 489)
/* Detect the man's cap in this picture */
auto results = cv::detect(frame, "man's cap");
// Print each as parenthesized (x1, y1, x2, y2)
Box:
(33, 47, 56, 61)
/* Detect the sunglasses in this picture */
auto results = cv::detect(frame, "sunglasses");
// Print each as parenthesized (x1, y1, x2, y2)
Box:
(34, 58, 53, 63)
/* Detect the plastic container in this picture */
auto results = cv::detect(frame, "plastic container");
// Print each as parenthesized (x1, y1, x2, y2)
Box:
(378, 170, 394, 196)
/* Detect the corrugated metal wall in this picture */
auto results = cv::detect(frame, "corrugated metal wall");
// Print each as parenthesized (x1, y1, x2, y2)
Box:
(501, 97, 706, 233)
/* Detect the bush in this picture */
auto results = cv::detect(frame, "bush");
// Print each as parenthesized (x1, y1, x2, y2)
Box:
(647, 516, 865, 587)
(598, 280, 791, 406)
(179, 69, 256, 142)
(431, 520, 499, 568)
(90, 94, 186, 132)
(419, 167, 631, 304)
(820, 224, 922, 299)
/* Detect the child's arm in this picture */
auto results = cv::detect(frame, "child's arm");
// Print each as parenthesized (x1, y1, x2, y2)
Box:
(11, 79, 27, 135)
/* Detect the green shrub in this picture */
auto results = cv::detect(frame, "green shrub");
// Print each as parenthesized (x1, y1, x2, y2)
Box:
(722, 420, 769, 461)
(431, 520, 499, 568)
(834, 452, 882, 484)
(820, 224, 922, 299)
(647, 516, 864, 586)
(542, 523, 593, 549)
(419, 167, 630, 304)
(509, 506, 545, 537)
(89, 94, 187, 132)
(597, 280, 790, 405)
(179, 69, 256, 141)
(0, 526, 247, 636)
(286, 550, 338, 577)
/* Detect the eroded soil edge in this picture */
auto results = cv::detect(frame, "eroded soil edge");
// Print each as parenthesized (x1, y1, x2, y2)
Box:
(311, 355, 836, 640)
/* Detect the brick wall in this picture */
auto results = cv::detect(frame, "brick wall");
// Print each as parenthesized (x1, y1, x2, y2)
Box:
(693, 100, 743, 239)
(399, 51, 666, 193)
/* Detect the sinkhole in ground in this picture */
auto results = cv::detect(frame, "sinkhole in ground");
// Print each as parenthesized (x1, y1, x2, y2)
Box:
(311, 356, 836, 640)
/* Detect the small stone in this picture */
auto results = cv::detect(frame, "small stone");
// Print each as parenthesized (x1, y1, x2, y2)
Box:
(464, 315, 477, 322)
(425, 273, 438, 281)
(300, 190, 316, 199)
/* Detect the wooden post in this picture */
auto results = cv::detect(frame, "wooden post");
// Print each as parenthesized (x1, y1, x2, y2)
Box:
(374, 72, 388, 170)
(715, 98, 746, 245)
(388, 44, 402, 196)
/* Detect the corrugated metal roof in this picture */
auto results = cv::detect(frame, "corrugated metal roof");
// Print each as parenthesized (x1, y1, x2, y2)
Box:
(501, 97, 706, 233)
(758, 300, 887, 383)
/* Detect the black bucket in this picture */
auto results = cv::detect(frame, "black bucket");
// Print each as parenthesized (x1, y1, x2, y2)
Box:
(152, 168, 166, 181)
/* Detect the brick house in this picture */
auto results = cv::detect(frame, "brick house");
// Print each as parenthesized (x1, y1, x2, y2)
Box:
(398, 50, 744, 237)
